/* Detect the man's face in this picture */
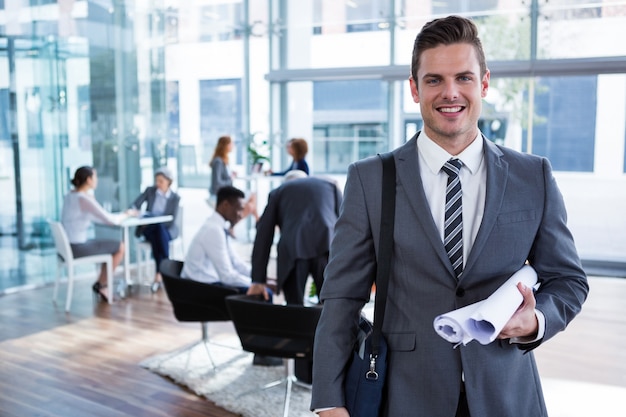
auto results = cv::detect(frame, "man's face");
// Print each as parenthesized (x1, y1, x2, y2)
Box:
(410, 43, 489, 148)
(222, 197, 244, 225)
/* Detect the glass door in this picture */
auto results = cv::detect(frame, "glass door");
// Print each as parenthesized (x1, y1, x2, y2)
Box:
(0, 35, 73, 290)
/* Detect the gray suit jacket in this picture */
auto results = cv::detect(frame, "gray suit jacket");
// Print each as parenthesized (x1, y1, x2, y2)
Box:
(311, 134, 589, 417)
(251, 177, 342, 290)
(210, 157, 232, 195)
(131, 186, 181, 239)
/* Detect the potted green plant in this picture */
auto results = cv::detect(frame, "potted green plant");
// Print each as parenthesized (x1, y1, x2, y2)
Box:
(247, 133, 271, 174)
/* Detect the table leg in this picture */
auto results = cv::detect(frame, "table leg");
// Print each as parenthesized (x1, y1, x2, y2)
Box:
(123, 226, 131, 286)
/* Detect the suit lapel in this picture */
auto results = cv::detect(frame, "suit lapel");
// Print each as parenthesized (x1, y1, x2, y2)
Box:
(462, 138, 508, 278)
(395, 134, 510, 282)
(147, 187, 157, 211)
(395, 133, 455, 277)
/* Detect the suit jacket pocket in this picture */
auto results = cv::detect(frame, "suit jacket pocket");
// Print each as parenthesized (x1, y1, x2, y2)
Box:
(385, 332, 416, 352)
(497, 209, 535, 225)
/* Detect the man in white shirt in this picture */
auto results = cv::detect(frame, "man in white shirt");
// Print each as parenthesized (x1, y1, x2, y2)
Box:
(181, 186, 254, 292)
(181, 185, 279, 367)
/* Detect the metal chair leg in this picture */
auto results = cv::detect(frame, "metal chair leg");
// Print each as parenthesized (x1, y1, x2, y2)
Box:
(154, 322, 242, 374)
(236, 358, 308, 417)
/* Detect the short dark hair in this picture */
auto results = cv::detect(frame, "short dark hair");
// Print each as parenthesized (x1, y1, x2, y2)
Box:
(216, 185, 245, 207)
(71, 166, 94, 188)
(411, 15, 487, 83)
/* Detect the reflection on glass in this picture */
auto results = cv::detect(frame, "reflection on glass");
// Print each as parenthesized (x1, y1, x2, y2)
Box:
(199, 79, 242, 168)
(538, 0, 626, 59)
(312, 79, 388, 172)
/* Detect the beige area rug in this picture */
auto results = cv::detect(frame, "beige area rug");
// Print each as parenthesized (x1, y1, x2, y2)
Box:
(141, 335, 625, 417)
(140, 335, 316, 417)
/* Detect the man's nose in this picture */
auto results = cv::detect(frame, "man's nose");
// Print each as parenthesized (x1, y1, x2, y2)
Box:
(441, 81, 459, 100)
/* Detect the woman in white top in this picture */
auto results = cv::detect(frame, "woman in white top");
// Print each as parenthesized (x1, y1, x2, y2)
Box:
(61, 166, 133, 301)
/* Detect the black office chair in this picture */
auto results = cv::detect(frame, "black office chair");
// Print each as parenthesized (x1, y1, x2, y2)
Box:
(225, 294, 322, 417)
(159, 259, 239, 372)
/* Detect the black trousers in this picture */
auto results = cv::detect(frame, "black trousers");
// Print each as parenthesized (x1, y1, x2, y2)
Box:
(141, 223, 171, 273)
(456, 388, 470, 417)
(281, 253, 329, 384)
(281, 253, 328, 305)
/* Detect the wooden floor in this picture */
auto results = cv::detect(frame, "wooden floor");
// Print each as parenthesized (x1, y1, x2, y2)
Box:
(0, 275, 625, 417)
(0, 280, 240, 417)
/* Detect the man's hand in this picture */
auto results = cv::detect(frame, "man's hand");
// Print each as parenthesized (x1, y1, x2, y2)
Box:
(318, 407, 349, 417)
(246, 283, 270, 301)
(498, 282, 539, 340)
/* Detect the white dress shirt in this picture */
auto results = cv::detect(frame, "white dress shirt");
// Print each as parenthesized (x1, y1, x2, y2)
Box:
(417, 131, 486, 266)
(180, 212, 252, 287)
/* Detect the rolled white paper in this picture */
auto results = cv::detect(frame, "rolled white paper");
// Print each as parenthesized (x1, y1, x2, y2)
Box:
(432, 300, 485, 345)
(433, 265, 538, 346)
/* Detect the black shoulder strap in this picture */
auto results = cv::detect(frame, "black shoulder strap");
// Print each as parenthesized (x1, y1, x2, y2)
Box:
(372, 152, 396, 354)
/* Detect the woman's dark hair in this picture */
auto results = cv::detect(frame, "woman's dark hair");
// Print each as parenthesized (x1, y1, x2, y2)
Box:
(71, 166, 94, 188)
(289, 138, 308, 161)
(411, 15, 487, 83)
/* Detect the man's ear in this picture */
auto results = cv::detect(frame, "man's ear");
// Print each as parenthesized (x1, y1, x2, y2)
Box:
(481, 69, 490, 98)
(409, 76, 420, 103)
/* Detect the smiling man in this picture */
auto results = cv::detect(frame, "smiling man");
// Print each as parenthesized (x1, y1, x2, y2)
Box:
(311, 15, 588, 417)
(410, 40, 489, 156)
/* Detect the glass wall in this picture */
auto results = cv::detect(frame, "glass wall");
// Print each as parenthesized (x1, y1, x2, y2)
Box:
(267, 0, 626, 265)
(0, 35, 75, 288)
(165, 0, 269, 186)
(0, 0, 168, 291)
(313, 79, 389, 173)
(0, 0, 625, 293)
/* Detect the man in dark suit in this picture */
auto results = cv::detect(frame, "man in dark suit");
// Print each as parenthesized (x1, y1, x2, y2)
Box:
(248, 173, 342, 383)
(248, 172, 342, 305)
(311, 16, 589, 417)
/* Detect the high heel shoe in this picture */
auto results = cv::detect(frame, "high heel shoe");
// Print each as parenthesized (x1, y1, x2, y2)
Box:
(92, 282, 108, 303)
(150, 281, 161, 293)
(151, 272, 163, 293)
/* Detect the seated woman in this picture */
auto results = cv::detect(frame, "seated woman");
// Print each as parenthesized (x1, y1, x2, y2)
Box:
(61, 166, 132, 301)
(131, 166, 181, 292)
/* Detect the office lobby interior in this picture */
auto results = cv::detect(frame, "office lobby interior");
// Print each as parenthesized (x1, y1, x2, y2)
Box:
(1, 1, 625, 416)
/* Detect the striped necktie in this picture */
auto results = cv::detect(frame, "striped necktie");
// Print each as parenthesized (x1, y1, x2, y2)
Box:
(442, 159, 464, 279)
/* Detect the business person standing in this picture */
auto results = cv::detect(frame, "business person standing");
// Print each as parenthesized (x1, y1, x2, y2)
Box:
(248, 173, 342, 305)
(311, 15, 588, 417)
(249, 172, 342, 383)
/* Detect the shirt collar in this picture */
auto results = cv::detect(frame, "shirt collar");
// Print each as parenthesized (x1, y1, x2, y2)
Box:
(417, 130, 484, 175)
(210, 211, 231, 230)
(156, 188, 172, 198)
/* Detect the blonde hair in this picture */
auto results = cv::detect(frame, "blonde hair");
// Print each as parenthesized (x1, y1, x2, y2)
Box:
(211, 135, 232, 165)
